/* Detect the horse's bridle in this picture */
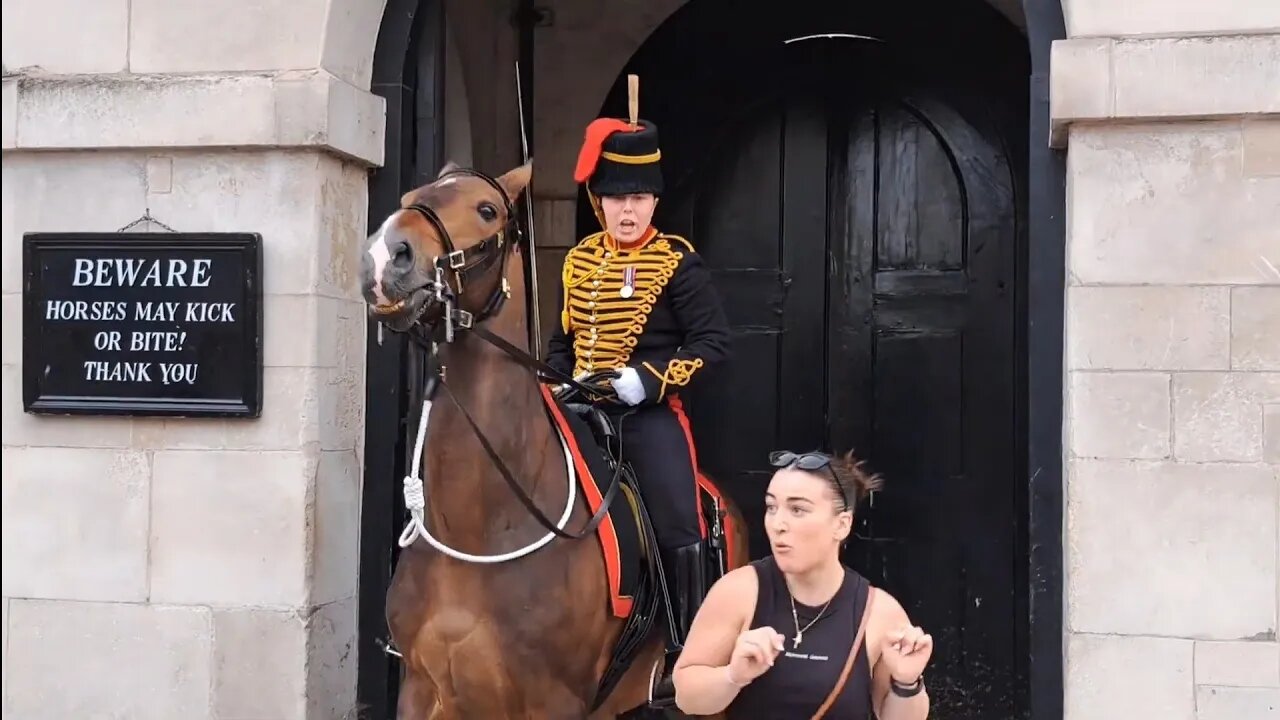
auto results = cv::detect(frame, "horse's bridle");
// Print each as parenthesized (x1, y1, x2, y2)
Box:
(401, 167, 518, 343)
(382, 167, 624, 543)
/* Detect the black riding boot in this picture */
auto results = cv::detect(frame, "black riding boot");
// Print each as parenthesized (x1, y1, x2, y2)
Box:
(649, 541, 707, 708)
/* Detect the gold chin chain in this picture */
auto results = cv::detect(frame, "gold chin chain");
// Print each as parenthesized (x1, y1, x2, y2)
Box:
(789, 594, 832, 648)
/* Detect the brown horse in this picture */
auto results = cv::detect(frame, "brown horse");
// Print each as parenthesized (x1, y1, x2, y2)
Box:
(358, 159, 750, 719)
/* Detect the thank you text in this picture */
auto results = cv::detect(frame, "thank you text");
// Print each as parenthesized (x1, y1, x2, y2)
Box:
(23, 233, 263, 417)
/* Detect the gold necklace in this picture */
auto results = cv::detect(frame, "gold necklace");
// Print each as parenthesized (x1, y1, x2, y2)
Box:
(789, 594, 832, 648)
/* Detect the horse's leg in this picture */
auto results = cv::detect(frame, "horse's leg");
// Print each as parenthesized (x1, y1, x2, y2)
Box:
(396, 669, 440, 720)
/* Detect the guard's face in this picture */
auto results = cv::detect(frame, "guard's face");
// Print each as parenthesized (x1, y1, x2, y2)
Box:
(764, 468, 852, 574)
(600, 193, 657, 244)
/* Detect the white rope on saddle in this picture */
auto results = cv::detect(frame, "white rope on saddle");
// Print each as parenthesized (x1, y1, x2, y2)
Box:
(398, 394, 579, 563)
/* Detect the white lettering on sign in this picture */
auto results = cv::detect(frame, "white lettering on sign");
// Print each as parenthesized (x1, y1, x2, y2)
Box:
(83, 361, 153, 382)
(72, 257, 213, 287)
(184, 302, 235, 323)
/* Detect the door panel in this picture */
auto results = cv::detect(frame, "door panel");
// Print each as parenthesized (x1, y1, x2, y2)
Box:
(675, 82, 1019, 717)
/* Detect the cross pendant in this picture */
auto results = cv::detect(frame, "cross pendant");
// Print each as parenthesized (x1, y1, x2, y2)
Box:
(794, 631, 803, 647)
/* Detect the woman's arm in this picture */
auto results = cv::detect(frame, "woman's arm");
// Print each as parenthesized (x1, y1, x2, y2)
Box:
(672, 567, 757, 715)
(869, 589, 932, 720)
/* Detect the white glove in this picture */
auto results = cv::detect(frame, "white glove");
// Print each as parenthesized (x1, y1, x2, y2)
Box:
(612, 367, 646, 406)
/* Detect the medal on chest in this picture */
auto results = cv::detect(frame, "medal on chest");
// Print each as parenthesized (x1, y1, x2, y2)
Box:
(620, 265, 636, 299)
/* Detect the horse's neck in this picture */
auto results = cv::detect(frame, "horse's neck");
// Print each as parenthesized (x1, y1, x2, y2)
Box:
(423, 260, 566, 549)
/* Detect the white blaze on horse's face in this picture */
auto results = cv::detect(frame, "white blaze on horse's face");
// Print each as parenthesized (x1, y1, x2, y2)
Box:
(365, 213, 399, 306)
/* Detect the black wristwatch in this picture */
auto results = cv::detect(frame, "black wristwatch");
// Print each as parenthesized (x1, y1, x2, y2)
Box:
(890, 675, 925, 698)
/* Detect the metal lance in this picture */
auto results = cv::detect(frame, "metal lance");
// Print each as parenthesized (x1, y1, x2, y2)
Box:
(515, 60, 542, 357)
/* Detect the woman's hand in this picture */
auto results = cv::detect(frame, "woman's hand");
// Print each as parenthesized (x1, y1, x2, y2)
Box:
(880, 624, 933, 684)
(726, 627, 786, 685)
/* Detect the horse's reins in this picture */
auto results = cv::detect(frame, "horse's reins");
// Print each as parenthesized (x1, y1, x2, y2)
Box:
(389, 167, 628, 543)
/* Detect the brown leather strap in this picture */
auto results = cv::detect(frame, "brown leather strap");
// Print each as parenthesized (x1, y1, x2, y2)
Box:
(810, 584, 876, 720)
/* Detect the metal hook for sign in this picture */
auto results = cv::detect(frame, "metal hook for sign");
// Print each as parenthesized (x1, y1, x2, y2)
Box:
(117, 208, 178, 233)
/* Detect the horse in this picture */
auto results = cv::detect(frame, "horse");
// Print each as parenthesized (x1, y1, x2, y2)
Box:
(358, 158, 751, 719)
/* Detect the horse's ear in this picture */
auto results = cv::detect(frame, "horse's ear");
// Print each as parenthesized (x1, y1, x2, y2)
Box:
(497, 160, 533, 202)
(437, 160, 460, 178)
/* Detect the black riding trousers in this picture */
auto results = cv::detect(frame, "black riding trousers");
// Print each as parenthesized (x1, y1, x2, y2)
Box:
(609, 402, 701, 550)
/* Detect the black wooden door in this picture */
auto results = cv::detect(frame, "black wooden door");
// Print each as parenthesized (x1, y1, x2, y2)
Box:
(668, 61, 1021, 719)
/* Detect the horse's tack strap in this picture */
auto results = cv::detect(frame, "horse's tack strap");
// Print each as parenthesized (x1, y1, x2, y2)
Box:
(810, 584, 875, 720)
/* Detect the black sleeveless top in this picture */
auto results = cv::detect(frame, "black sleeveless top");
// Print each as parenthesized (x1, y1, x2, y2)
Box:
(726, 557, 873, 719)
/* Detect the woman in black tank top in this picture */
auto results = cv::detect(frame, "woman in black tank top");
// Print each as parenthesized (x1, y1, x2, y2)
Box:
(671, 451, 934, 719)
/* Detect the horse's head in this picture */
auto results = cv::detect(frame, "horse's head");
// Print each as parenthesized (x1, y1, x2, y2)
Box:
(360, 160, 533, 333)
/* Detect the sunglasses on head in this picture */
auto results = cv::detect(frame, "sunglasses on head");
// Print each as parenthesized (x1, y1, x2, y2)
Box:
(769, 450, 851, 511)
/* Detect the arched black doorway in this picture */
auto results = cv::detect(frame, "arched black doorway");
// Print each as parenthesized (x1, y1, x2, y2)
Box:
(358, 1, 445, 716)
(581, 1, 1063, 717)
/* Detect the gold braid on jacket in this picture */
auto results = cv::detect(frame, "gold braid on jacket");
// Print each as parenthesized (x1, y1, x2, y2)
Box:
(560, 231, 695, 384)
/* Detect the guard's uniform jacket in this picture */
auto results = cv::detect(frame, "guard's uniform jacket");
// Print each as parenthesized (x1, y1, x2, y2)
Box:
(546, 111, 730, 709)
(547, 227, 728, 409)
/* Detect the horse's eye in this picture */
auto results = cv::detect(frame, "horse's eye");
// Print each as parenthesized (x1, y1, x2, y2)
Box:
(477, 203, 499, 222)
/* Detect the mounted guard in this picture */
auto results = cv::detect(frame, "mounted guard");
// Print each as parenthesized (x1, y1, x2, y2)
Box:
(546, 84, 733, 706)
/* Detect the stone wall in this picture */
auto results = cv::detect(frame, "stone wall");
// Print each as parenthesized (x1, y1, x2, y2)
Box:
(0, 0, 386, 717)
(1055, 2, 1280, 718)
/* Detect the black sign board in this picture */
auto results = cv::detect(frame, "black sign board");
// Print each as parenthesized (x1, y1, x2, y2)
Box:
(22, 233, 263, 417)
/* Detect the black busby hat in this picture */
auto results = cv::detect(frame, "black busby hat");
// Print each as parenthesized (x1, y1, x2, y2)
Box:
(574, 117, 664, 197)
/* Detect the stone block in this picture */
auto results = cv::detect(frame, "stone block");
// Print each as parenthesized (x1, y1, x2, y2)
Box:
(1265, 404, 1280, 463)
(1069, 371, 1171, 458)
(129, 0, 326, 74)
(1050, 38, 1114, 127)
(1064, 0, 1280, 38)
(311, 450, 360, 606)
(1114, 36, 1280, 119)
(223, 367, 321, 451)
(1, 365, 135, 448)
(1066, 286, 1230, 370)
(1, 447, 149, 602)
(306, 597, 358, 719)
(1173, 373, 1280, 462)
(1244, 118, 1280, 179)
(1, 0, 128, 74)
(2, 152, 148, 295)
(3, 599, 213, 720)
(316, 154, 372, 301)
(12, 73, 385, 165)
(1068, 460, 1276, 638)
(1232, 287, 1280, 370)
(319, 302, 366, 452)
(131, 416, 228, 451)
(145, 155, 173, 193)
(1, 294, 19, 365)
(1, 80, 15, 149)
(149, 150, 323, 296)
(264, 295, 337, 368)
(1194, 641, 1280, 688)
(1067, 124, 1279, 286)
(212, 607, 306, 720)
(150, 449, 316, 607)
(2, 596, 7, 700)
(1195, 686, 1280, 720)
(320, 0, 386, 88)
(1066, 633, 1193, 720)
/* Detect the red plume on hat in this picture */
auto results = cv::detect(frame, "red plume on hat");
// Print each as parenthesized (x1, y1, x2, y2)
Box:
(574, 118, 634, 184)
